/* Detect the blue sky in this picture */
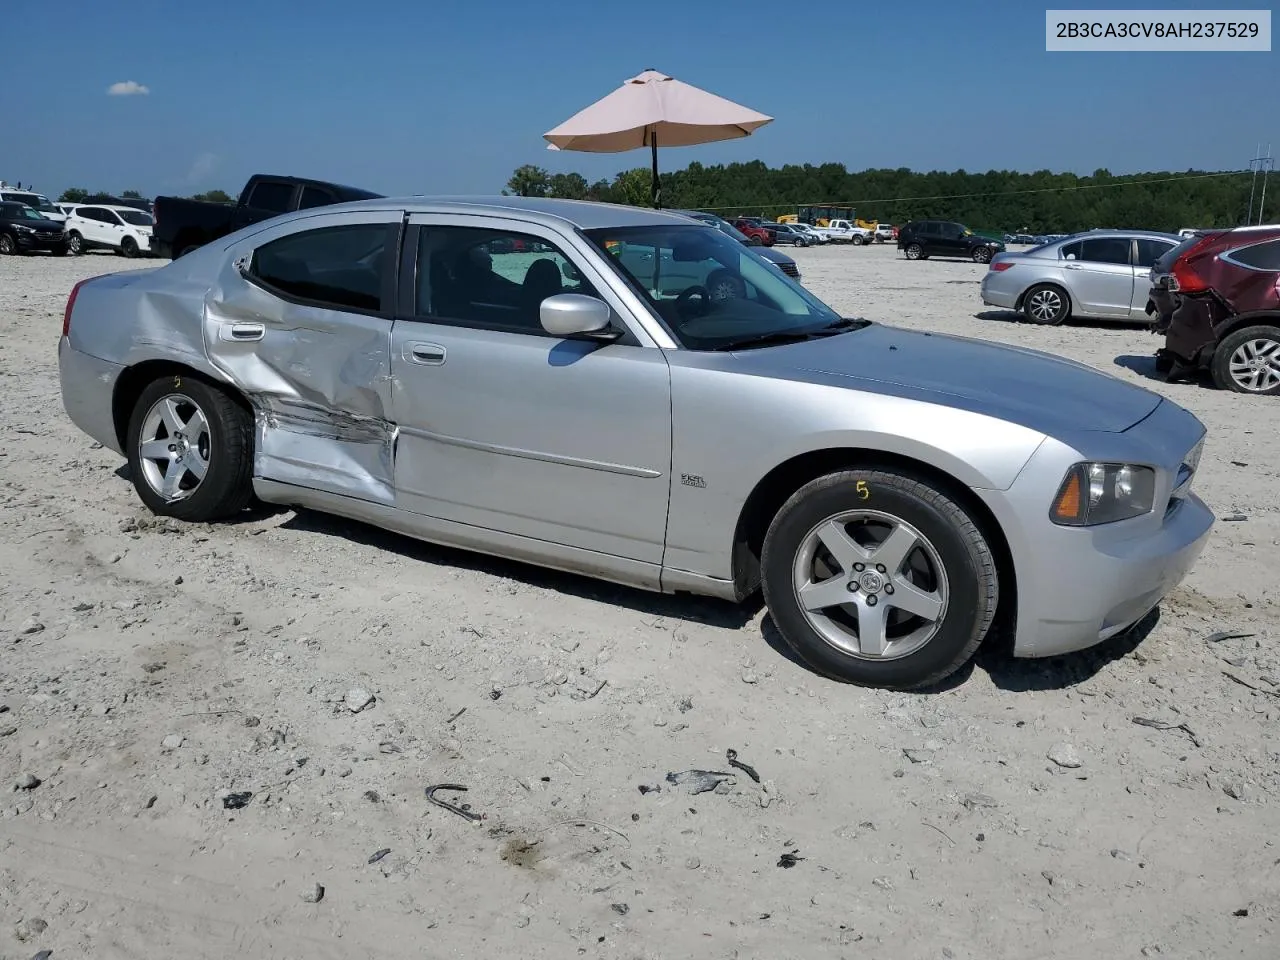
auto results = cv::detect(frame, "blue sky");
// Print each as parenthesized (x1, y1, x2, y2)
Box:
(1, 0, 1274, 200)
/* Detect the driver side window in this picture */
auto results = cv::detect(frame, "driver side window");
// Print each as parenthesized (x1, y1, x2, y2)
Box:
(415, 227, 600, 335)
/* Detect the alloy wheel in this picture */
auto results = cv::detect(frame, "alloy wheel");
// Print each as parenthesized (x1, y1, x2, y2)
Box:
(1228, 337, 1280, 393)
(137, 394, 212, 501)
(1027, 288, 1063, 323)
(791, 509, 949, 660)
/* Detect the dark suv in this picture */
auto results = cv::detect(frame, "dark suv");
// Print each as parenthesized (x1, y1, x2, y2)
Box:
(0, 201, 69, 256)
(898, 220, 1005, 263)
(1149, 226, 1280, 395)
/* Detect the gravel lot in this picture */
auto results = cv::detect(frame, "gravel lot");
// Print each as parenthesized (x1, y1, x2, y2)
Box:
(2, 244, 1278, 960)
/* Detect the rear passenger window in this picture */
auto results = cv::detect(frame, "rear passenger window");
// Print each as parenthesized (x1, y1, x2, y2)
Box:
(247, 181, 294, 213)
(248, 224, 390, 312)
(1135, 238, 1176, 268)
(298, 186, 335, 210)
(1060, 241, 1082, 260)
(1228, 239, 1280, 271)
(1079, 237, 1132, 265)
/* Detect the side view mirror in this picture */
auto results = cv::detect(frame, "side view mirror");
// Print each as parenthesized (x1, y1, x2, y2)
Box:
(540, 293, 621, 341)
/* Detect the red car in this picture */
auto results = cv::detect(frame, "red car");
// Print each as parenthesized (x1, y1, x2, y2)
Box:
(731, 218, 775, 246)
(1149, 226, 1280, 395)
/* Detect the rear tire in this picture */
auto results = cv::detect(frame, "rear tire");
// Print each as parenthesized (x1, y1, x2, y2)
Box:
(126, 375, 255, 522)
(1210, 325, 1280, 395)
(904, 243, 923, 260)
(1022, 284, 1070, 325)
(760, 468, 998, 690)
(0, 233, 15, 255)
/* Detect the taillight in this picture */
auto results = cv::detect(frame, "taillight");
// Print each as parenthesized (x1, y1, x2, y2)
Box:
(990, 261, 1015, 272)
(1169, 236, 1215, 294)
(63, 275, 106, 337)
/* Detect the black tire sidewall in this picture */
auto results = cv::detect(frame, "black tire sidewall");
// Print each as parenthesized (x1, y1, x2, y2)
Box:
(762, 471, 992, 689)
(906, 243, 921, 259)
(121, 238, 138, 258)
(126, 376, 251, 521)
(1212, 325, 1280, 395)
(68, 232, 82, 254)
(0, 234, 14, 255)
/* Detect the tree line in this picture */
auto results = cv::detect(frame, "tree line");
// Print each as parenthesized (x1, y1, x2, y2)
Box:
(505, 161, 1261, 233)
(58, 187, 233, 203)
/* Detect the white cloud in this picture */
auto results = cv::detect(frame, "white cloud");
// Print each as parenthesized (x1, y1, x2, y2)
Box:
(107, 81, 150, 96)
(186, 152, 220, 184)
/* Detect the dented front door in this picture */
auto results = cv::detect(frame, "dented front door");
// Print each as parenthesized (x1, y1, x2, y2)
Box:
(205, 208, 403, 504)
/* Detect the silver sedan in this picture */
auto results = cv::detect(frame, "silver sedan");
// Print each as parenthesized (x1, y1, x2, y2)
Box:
(58, 198, 1213, 690)
(981, 229, 1182, 325)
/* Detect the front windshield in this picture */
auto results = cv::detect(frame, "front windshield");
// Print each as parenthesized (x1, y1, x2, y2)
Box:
(18, 206, 45, 220)
(585, 224, 844, 351)
(117, 209, 153, 226)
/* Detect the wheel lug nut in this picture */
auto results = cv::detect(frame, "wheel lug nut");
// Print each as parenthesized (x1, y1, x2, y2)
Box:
(866, 595, 878, 607)
(876, 564, 886, 574)
(853, 563, 864, 572)
(846, 581, 859, 592)
(884, 584, 894, 595)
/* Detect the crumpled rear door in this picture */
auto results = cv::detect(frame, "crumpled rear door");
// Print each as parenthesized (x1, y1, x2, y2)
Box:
(202, 207, 404, 504)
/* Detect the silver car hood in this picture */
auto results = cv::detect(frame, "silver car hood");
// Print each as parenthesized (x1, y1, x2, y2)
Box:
(739, 324, 1162, 435)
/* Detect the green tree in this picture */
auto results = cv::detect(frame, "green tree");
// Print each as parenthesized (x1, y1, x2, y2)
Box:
(59, 187, 89, 203)
(121, 190, 143, 199)
(505, 165, 550, 198)
(547, 172, 589, 200)
(191, 189, 233, 203)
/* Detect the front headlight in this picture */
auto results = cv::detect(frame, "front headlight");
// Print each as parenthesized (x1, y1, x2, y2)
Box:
(1050, 462, 1157, 526)
(14, 224, 35, 234)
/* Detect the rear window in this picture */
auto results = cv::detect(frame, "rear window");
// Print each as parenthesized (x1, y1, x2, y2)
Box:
(1155, 234, 1209, 272)
(1226, 238, 1280, 271)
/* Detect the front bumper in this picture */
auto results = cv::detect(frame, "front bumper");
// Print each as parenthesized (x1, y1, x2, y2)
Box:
(14, 231, 67, 251)
(58, 338, 126, 455)
(977, 401, 1214, 658)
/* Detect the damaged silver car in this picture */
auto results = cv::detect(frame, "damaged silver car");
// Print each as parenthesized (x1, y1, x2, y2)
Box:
(58, 197, 1214, 690)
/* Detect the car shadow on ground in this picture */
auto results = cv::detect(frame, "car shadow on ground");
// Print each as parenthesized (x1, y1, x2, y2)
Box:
(1115, 354, 1215, 390)
(283, 508, 757, 630)
(760, 606, 1161, 693)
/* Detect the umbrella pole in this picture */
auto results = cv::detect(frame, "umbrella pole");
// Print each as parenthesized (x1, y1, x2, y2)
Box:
(650, 130, 660, 209)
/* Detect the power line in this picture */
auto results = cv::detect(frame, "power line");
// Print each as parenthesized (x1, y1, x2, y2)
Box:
(690, 169, 1249, 212)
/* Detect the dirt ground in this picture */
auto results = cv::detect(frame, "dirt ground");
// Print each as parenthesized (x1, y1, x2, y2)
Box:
(2, 244, 1278, 960)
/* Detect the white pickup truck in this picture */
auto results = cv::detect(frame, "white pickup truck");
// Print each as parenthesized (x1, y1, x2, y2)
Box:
(813, 219, 873, 245)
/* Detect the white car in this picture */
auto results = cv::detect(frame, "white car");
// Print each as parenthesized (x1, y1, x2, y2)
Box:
(65, 204, 155, 257)
(0, 188, 67, 224)
(874, 224, 895, 243)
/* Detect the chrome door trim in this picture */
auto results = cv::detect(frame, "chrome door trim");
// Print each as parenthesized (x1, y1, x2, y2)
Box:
(396, 424, 663, 478)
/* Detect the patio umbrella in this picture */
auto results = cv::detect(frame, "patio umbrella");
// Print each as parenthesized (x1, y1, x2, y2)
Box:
(543, 69, 772, 208)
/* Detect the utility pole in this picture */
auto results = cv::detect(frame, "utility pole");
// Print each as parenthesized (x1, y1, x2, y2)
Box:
(1247, 145, 1273, 225)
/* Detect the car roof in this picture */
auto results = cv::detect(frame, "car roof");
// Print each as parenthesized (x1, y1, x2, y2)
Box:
(307, 195, 694, 231)
(1055, 228, 1183, 241)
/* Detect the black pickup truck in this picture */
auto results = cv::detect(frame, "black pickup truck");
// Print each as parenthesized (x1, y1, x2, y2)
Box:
(152, 173, 382, 260)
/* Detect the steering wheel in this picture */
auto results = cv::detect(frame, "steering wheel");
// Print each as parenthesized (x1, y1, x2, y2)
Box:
(676, 284, 712, 319)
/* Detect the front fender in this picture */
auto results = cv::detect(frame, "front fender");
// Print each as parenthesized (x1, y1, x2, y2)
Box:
(661, 363, 1046, 581)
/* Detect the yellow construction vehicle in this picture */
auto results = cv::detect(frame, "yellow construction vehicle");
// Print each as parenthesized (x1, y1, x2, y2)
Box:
(775, 214, 798, 224)
(856, 218, 879, 231)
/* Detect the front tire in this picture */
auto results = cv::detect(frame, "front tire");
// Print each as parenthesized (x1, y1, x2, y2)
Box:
(973, 246, 993, 264)
(0, 233, 16, 255)
(851, 235, 865, 246)
(52, 242, 69, 257)
(1211, 325, 1280, 395)
(126, 375, 255, 522)
(1022, 284, 1070, 325)
(120, 236, 139, 258)
(761, 469, 998, 690)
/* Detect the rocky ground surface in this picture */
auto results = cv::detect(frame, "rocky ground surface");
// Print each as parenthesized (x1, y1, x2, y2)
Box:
(1, 245, 1277, 959)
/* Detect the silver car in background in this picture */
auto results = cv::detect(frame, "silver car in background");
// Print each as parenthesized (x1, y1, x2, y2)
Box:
(980, 229, 1182, 325)
(58, 198, 1213, 690)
